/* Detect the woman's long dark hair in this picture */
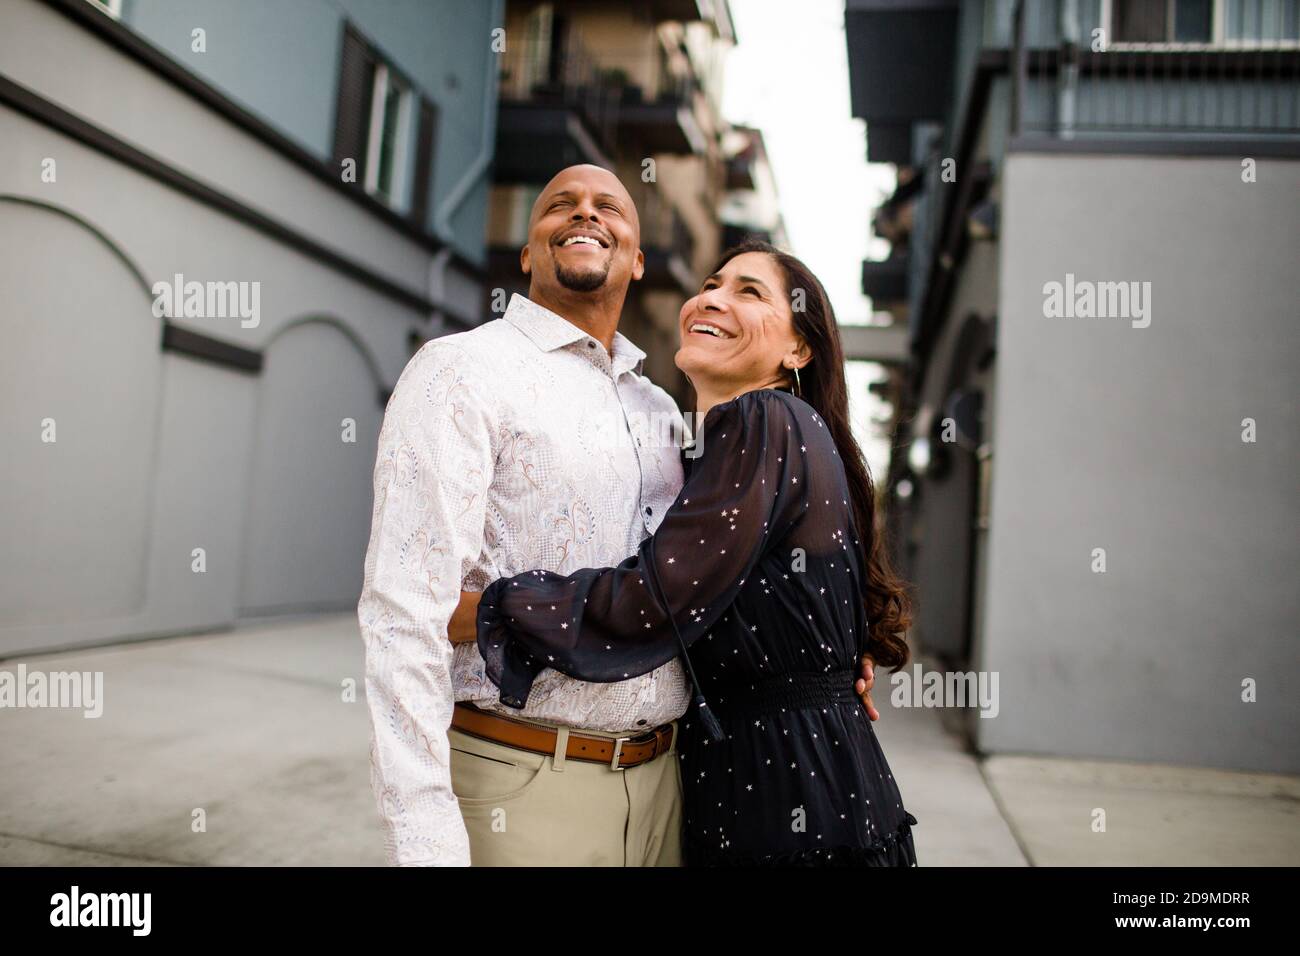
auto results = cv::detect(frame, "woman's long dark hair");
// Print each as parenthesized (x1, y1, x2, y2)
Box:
(711, 239, 912, 669)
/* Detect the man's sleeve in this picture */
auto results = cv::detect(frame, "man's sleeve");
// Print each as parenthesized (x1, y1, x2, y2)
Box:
(357, 340, 495, 866)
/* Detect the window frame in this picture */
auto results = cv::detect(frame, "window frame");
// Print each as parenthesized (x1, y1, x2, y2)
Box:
(1101, 0, 1300, 50)
(363, 62, 415, 208)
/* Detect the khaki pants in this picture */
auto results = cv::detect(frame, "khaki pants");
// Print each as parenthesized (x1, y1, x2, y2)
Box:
(448, 715, 683, 867)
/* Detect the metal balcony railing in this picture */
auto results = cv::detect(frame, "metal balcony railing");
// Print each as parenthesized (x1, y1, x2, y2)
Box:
(640, 193, 695, 263)
(498, 29, 622, 151)
(498, 24, 703, 142)
(1010, 0, 1300, 137)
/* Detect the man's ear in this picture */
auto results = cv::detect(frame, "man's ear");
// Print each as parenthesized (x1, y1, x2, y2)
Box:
(520, 245, 531, 276)
(631, 248, 645, 282)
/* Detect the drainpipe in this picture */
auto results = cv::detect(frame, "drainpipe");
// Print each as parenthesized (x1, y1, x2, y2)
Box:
(1010, 0, 1025, 137)
(426, 246, 453, 336)
(429, 0, 503, 326)
(434, 0, 503, 242)
(1058, 0, 1079, 138)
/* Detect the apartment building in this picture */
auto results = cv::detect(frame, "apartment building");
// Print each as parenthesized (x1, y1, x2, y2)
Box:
(486, 0, 742, 403)
(846, 0, 1299, 772)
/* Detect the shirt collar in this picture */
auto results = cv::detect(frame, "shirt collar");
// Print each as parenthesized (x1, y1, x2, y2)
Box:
(610, 329, 647, 378)
(503, 293, 646, 377)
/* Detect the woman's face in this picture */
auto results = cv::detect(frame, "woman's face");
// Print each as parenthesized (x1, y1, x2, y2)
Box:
(674, 252, 804, 394)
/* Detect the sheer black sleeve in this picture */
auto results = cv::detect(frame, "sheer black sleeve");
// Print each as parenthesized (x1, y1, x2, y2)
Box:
(476, 389, 810, 709)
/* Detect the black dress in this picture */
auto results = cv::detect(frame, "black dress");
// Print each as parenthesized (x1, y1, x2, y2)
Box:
(476, 388, 918, 866)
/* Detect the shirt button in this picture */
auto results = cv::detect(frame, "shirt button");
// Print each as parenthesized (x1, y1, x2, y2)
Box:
(637, 719, 648, 726)
(645, 506, 652, 516)
(587, 341, 596, 348)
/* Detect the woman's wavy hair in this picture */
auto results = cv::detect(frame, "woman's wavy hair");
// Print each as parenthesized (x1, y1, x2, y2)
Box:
(710, 239, 913, 669)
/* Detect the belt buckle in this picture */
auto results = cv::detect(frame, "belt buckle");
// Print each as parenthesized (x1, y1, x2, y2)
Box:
(609, 736, 631, 771)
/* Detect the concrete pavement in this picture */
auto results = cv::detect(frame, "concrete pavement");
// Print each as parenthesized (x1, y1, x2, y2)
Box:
(1, 614, 1293, 866)
(0, 614, 385, 866)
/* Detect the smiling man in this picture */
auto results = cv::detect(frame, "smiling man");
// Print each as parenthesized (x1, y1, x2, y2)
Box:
(358, 164, 876, 867)
(358, 165, 691, 866)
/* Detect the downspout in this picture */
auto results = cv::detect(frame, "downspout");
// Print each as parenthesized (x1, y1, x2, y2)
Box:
(428, 0, 503, 329)
(1058, 0, 1079, 138)
(434, 0, 503, 240)
(1009, 0, 1025, 137)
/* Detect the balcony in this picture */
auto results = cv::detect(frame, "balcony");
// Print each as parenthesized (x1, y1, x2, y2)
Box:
(494, 103, 615, 184)
(649, 0, 737, 41)
(640, 197, 696, 294)
(865, 123, 914, 165)
(1012, 47, 1300, 140)
(1008, 2, 1300, 141)
(494, 30, 618, 184)
(872, 168, 925, 245)
(839, 322, 911, 365)
(725, 152, 756, 190)
(845, 0, 960, 165)
(496, 30, 709, 172)
(649, 0, 707, 23)
(614, 68, 708, 155)
(862, 253, 910, 310)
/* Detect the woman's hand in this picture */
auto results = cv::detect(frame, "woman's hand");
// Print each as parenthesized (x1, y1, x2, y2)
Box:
(856, 653, 880, 721)
(447, 590, 482, 644)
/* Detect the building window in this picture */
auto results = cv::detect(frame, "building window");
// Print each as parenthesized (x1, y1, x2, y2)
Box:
(84, 0, 122, 18)
(1111, 0, 1213, 42)
(332, 23, 439, 224)
(365, 63, 413, 204)
(1106, 0, 1300, 46)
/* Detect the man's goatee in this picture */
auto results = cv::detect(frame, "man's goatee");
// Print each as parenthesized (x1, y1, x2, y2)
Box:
(556, 263, 610, 292)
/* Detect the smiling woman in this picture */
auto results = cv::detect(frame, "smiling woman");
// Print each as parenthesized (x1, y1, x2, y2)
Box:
(675, 248, 809, 413)
(472, 238, 918, 866)
(675, 239, 911, 673)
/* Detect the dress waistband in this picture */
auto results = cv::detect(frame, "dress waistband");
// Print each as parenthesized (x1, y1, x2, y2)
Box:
(707, 668, 859, 717)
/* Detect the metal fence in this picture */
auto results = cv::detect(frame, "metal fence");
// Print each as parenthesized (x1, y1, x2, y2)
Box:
(1012, 0, 1300, 136)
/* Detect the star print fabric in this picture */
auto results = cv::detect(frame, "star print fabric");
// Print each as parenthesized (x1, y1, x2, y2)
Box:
(477, 388, 807, 705)
(477, 388, 918, 865)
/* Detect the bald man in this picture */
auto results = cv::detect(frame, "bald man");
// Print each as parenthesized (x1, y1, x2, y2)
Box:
(358, 166, 692, 866)
(360, 165, 879, 867)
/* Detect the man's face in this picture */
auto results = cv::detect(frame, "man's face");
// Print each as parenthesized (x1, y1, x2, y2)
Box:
(522, 166, 643, 297)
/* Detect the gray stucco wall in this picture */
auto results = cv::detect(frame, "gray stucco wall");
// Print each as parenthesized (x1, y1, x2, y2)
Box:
(1, 0, 482, 322)
(0, 0, 466, 655)
(0, 109, 395, 656)
(979, 150, 1300, 773)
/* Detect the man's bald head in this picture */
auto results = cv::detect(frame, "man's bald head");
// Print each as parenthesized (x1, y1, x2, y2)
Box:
(521, 164, 644, 301)
(528, 164, 639, 233)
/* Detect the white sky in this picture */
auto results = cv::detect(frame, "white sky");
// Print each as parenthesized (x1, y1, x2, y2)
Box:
(721, 0, 899, 481)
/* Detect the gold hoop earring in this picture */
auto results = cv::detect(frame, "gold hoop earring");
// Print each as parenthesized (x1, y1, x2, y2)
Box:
(793, 365, 802, 398)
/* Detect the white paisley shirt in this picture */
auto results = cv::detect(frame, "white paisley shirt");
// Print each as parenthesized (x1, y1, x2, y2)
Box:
(358, 293, 691, 866)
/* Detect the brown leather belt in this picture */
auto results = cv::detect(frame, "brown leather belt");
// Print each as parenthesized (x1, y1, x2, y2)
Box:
(451, 702, 675, 770)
